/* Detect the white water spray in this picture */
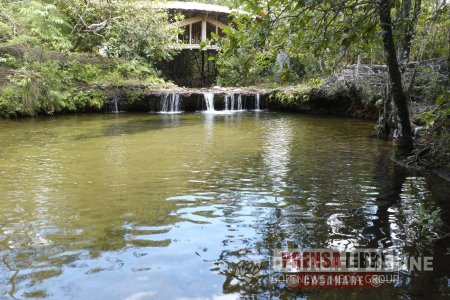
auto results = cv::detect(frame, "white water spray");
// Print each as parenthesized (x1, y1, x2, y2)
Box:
(237, 94, 243, 111)
(255, 93, 260, 110)
(224, 95, 230, 111)
(111, 95, 120, 113)
(204, 93, 215, 112)
(160, 93, 181, 113)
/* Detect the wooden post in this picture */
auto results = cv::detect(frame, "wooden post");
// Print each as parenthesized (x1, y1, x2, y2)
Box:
(201, 18, 207, 41)
(215, 15, 218, 35)
(201, 50, 205, 85)
(188, 12, 192, 45)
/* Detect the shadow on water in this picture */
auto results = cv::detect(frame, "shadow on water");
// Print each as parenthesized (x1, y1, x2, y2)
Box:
(216, 152, 450, 299)
(101, 115, 183, 137)
(365, 152, 409, 249)
(71, 114, 196, 140)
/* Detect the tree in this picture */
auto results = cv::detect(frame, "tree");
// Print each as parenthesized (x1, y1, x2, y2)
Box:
(0, 0, 71, 51)
(54, 0, 182, 61)
(378, 0, 414, 153)
(0, 0, 182, 64)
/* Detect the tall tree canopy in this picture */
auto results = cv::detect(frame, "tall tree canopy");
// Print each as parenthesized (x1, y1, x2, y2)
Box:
(0, 0, 182, 62)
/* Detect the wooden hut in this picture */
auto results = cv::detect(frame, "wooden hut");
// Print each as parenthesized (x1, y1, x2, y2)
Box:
(159, 1, 233, 50)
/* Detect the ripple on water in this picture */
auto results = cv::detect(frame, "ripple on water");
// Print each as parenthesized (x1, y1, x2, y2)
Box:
(0, 113, 448, 298)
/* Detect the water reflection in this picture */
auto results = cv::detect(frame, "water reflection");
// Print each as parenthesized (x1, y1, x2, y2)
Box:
(0, 113, 448, 299)
(262, 117, 293, 194)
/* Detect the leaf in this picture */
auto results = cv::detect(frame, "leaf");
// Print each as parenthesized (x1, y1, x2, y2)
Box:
(222, 27, 233, 36)
(435, 95, 446, 106)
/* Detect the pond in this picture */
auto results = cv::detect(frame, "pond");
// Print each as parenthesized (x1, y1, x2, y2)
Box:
(0, 112, 449, 299)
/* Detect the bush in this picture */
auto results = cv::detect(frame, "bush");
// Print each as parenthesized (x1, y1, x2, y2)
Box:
(0, 59, 108, 116)
(0, 51, 165, 117)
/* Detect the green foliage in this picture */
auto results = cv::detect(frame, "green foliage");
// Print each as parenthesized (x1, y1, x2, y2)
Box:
(71, 90, 105, 111)
(216, 0, 449, 86)
(0, 0, 175, 117)
(98, 59, 163, 85)
(413, 67, 447, 104)
(215, 0, 386, 85)
(0, 0, 71, 50)
(0, 0, 181, 63)
(68, 62, 103, 83)
(20, 1, 71, 51)
(418, 90, 450, 128)
(0, 21, 12, 43)
(415, 90, 450, 169)
(125, 90, 142, 104)
(0, 86, 23, 117)
(2, 60, 69, 115)
(116, 59, 158, 80)
(216, 47, 273, 86)
(0, 50, 168, 117)
(0, 54, 19, 68)
(268, 79, 325, 108)
(417, 204, 443, 241)
(98, 1, 181, 61)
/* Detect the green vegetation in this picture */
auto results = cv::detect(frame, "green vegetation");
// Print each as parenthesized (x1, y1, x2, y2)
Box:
(219, 0, 449, 84)
(0, 0, 180, 116)
(0, 49, 168, 116)
(413, 91, 450, 169)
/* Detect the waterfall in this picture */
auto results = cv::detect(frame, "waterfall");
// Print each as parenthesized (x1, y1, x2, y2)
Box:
(224, 95, 235, 111)
(114, 98, 119, 113)
(204, 93, 215, 112)
(255, 93, 260, 110)
(110, 95, 120, 113)
(224, 95, 230, 111)
(160, 93, 181, 113)
(237, 94, 242, 111)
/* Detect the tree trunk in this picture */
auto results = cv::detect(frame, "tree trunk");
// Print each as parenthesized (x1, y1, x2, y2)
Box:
(378, 0, 414, 155)
(448, 28, 450, 83)
(397, 0, 411, 64)
(397, 0, 421, 69)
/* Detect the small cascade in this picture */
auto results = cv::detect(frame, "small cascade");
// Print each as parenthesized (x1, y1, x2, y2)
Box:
(223, 94, 243, 113)
(224, 94, 236, 111)
(204, 93, 215, 112)
(230, 94, 235, 111)
(224, 95, 230, 111)
(160, 93, 181, 114)
(237, 94, 243, 111)
(255, 93, 260, 110)
(109, 95, 120, 113)
(114, 98, 119, 113)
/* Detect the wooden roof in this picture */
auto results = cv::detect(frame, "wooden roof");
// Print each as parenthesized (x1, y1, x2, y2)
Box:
(156, 1, 243, 15)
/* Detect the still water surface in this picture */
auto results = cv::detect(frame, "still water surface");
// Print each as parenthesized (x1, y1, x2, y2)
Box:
(0, 112, 449, 299)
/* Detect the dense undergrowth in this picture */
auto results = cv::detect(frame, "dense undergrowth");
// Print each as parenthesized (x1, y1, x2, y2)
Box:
(412, 93, 450, 171)
(0, 48, 167, 117)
